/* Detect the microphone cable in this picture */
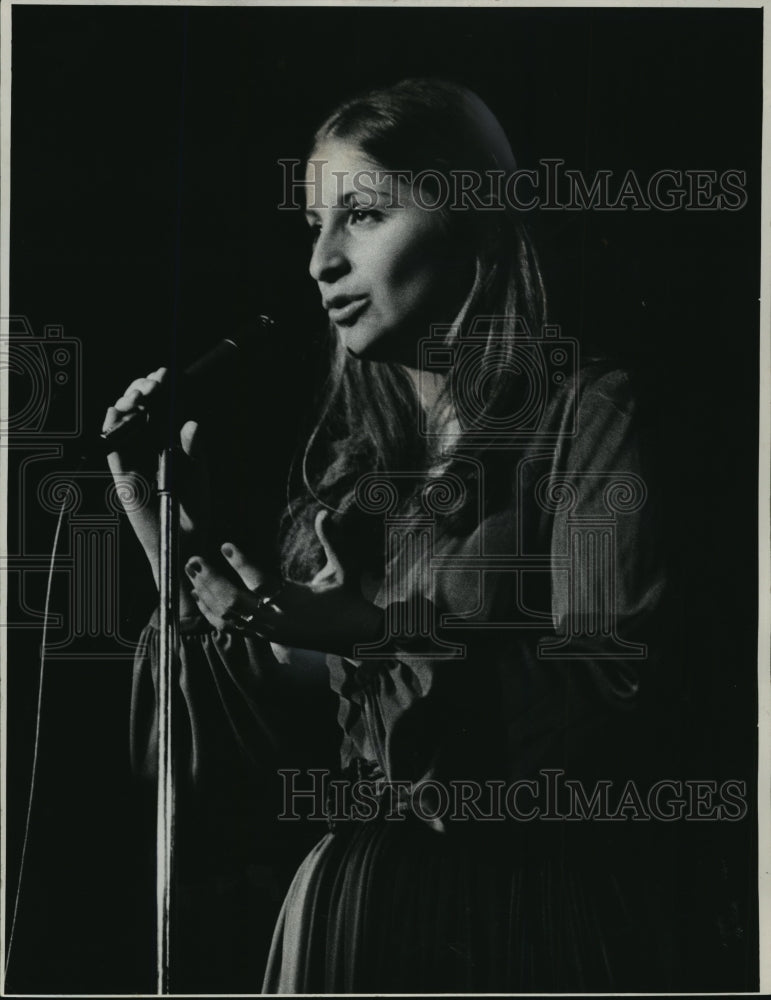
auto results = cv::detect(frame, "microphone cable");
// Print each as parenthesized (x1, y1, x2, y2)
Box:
(4, 478, 72, 982)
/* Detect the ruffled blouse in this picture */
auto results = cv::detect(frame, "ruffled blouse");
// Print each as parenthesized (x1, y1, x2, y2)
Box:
(131, 367, 665, 833)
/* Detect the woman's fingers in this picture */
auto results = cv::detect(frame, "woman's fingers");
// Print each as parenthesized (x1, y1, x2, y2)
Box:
(111, 386, 145, 415)
(179, 420, 201, 459)
(186, 556, 239, 609)
(102, 405, 122, 435)
(103, 368, 167, 431)
(187, 555, 275, 636)
(314, 509, 352, 585)
(220, 543, 273, 593)
(116, 370, 166, 407)
(315, 510, 340, 574)
(128, 367, 167, 395)
(186, 555, 253, 618)
(178, 421, 210, 538)
(186, 558, 237, 628)
(125, 376, 160, 398)
(190, 586, 227, 631)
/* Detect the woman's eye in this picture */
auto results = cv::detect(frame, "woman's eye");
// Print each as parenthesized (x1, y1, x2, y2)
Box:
(349, 207, 380, 225)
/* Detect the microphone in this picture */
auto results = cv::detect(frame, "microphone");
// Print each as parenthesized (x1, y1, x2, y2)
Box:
(91, 315, 275, 458)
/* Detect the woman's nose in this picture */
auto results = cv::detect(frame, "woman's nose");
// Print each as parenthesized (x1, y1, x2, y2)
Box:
(309, 224, 350, 284)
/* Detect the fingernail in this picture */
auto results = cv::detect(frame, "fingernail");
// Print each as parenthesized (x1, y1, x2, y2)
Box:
(186, 559, 201, 576)
(221, 544, 233, 559)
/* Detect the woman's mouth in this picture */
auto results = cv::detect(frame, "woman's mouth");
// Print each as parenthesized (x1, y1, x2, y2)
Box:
(327, 296, 369, 325)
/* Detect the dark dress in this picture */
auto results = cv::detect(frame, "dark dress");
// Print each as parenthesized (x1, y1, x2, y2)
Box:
(133, 367, 672, 993)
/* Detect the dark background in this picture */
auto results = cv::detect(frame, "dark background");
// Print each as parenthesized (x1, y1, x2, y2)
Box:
(5, 4, 761, 994)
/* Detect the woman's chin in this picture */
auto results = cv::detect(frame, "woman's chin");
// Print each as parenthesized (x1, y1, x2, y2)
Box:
(338, 323, 420, 366)
(338, 324, 389, 361)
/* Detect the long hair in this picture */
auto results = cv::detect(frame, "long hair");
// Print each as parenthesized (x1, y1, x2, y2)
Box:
(281, 78, 547, 582)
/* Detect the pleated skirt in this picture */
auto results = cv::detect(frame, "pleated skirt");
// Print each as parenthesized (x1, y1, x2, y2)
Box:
(261, 817, 672, 994)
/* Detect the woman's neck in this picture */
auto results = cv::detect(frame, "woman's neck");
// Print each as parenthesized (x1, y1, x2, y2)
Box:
(401, 366, 447, 412)
(401, 366, 460, 456)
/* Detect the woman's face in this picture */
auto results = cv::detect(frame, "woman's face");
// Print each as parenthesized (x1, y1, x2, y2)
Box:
(305, 139, 473, 364)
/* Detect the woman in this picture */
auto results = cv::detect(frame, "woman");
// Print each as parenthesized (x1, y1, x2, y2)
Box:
(107, 79, 670, 992)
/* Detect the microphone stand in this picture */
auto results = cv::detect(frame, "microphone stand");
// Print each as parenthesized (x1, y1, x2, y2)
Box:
(156, 446, 179, 994)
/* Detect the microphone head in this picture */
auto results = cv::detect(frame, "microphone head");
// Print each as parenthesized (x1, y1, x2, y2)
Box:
(184, 316, 276, 380)
(223, 315, 276, 353)
(93, 316, 279, 461)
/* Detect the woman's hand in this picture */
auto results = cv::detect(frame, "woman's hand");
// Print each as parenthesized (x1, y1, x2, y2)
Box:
(103, 367, 210, 591)
(186, 511, 384, 657)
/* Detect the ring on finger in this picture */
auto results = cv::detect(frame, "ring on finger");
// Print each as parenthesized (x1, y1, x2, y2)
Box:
(224, 609, 273, 634)
(251, 580, 285, 612)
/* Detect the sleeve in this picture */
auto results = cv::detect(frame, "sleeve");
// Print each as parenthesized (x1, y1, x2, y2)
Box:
(544, 368, 666, 696)
(130, 610, 339, 868)
(518, 368, 668, 785)
(325, 368, 667, 807)
(132, 612, 276, 782)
